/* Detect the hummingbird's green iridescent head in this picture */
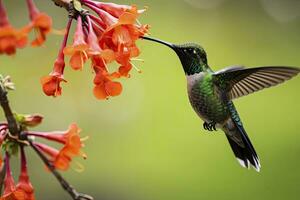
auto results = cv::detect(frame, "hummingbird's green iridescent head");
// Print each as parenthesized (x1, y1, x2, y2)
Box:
(142, 37, 208, 75)
(171, 43, 208, 75)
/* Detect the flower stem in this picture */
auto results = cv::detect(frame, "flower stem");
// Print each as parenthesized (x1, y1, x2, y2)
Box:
(29, 140, 93, 200)
(84, 3, 102, 17)
(20, 145, 28, 174)
(53, 17, 73, 74)
(0, 0, 9, 27)
(81, 0, 95, 7)
(26, 0, 40, 20)
(25, 131, 65, 143)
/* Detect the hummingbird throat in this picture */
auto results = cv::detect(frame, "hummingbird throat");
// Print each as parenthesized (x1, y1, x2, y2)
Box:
(181, 60, 206, 75)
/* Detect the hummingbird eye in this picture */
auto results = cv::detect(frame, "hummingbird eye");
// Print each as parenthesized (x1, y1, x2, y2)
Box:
(184, 48, 197, 55)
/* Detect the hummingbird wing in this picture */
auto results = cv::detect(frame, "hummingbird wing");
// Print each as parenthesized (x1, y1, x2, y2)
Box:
(213, 66, 300, 99)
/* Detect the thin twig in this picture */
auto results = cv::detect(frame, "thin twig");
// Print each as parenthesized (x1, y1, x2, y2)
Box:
(0, 85, 19, 136)
(29, 140, 93, 200)
(0, 83, 11, 196)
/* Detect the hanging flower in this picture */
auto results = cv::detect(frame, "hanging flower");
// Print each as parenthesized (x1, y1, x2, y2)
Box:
(63, 16, 88, 70)
(26, 0, 52, 46)
(16, 147, 35, 200)
(26, 123, 87, 171)
(1, 0, 54, 56)
(41, 71, 66, 97)
(0, 111, 88, 199)
(1, 153, 26, 200)
(41, 18, 72, 97)
(43, 0, 150, 100)
(93, 67, 122, 100)
(0, 0, 29, 55)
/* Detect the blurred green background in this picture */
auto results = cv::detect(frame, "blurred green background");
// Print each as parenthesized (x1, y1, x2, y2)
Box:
(1, 0, 300, 199)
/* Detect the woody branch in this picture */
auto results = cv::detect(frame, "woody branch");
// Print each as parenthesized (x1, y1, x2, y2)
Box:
(29, 140, 93, 200)
(0, 83, 19, 136)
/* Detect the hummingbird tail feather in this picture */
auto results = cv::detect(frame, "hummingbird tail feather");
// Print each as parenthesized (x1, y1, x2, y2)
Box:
(224, 102, 261, 171)
(225, 131, 260, 171)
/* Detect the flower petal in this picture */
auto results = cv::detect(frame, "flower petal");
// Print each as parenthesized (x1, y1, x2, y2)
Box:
(93, 84, 108, 100)
(105, 81, 122, 97)
(30, 13, 52, 47)
(70, 51, 87, 70)
(41, 75, 66, 97)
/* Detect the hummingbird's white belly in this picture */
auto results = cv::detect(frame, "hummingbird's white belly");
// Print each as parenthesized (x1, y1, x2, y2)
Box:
(186, 72, 207, 121)
(186, 72, 205, 93)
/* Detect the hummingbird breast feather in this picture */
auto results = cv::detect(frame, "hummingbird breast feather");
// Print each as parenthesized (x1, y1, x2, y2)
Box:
(187, 72, 229, 124)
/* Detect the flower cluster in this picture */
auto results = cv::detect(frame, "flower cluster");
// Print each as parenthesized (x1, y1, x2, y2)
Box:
(0, 114, 87, 199)
(0, 0, 52, 55)
(42, 0, 150, 100)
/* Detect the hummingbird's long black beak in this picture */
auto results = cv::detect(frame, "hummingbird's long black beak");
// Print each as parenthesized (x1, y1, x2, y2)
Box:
(142, 36, 176, 50)
(142, 36, 190, 71)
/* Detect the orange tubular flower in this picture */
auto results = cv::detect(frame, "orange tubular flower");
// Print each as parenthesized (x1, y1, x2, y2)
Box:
(41, 60, 67, 97)
(63, 16, 88, 70)
(93, 67, 122, 100)
(94, 3, 148, 49)
(26, 124, 87, 171)
(30, 124, 86, 157)
(26, 0, 52, 46)
(16, 175, 34, 200)
(119, 63, 133, 77)
(83, 0, 149, 76)
(59, 124, 87, 158)
(16, 147, 35, 200)
(1, 154, 25, 200)
(0, 0, 29, 55)
(41, 18, 72, 97)
(86, 16, 103, 58)
(91, 2, 136, 18)
(0, 116, 88, 199)
(86, 16, 116, 64)
(0, 26, 29, 55)
(34, 143, 72, 171)
(43, 0, 149, 100)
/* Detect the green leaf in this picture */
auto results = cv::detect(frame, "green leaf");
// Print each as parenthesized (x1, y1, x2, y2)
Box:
(14, 113, 25, 124)
(2, 141, 19, 156)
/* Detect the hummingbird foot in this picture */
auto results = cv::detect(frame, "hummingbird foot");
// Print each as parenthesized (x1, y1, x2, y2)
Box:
(203, 122, 217, 132)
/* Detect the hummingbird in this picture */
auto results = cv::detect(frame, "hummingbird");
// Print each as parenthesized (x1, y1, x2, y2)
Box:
(142, 36, 300, 171)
